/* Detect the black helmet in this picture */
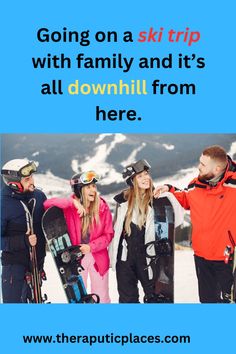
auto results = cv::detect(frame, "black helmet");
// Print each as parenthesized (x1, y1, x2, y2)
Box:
(1, 159, 37, 193)
(122, 159, 151, 186)
(70, 171, 100, 199)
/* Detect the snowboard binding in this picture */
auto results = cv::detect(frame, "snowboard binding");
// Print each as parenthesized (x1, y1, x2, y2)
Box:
(143, 293, 172, 303)
(144, 238, 173, 269)
(145, 238, 173, 259)
(144, 238, 174, 303)
(58, 245, 84, 273)
(57, 245, 100, 303)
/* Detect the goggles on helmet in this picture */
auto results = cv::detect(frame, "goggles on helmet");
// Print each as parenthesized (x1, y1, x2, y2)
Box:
(20, 161, 37, 177)
(122, 159, 151, 179)
(70, 171, 100, 186)
(1, 161, 37, 178)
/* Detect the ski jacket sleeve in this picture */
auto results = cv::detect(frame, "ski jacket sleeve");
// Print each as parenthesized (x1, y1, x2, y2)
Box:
(44, 197, 73, 210)
(1, 212, 7, 243)
(1, 196, 31, 252)
(89, 205, 114, 253)
(166, 184, 190, 210)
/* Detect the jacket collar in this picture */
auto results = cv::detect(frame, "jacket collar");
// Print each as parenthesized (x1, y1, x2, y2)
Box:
(114, 190, 128, 204)
(2, 185, 34, 201)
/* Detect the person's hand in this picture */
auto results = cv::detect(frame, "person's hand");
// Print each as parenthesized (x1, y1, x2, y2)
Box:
(73, 199, 86, 217)
(28, 234, 37, 247)
(80, 244, 91, 254)
(153, 185, 169, 198)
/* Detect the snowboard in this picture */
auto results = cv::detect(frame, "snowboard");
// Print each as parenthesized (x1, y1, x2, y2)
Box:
(42, 206, 99, 303)
(145, 196, 175, 303)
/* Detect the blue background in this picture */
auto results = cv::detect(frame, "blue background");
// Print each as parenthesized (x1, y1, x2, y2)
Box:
(1, 304, 235, 354)
(1, 1, 236, 353)
(1, 0, 235, 132)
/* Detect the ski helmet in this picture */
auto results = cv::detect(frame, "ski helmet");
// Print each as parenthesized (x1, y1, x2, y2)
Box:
(1, 159, 37, 193)
(122, 159, 151, 186)
(70, 171, 100, 199)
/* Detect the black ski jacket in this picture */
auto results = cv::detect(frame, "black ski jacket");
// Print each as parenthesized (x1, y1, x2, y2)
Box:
(1, 185, 47, 268)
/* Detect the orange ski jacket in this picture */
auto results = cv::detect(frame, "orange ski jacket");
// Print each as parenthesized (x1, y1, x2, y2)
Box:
(167, 157, 236, 261)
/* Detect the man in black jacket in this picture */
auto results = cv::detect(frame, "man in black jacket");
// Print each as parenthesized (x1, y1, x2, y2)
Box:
(1, 159, 46, 303)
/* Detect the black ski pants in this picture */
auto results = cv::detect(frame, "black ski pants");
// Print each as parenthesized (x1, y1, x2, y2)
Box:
(116, 257, 155, 303)
(1, 264, 30, 303)
(194, 255, 233, 303)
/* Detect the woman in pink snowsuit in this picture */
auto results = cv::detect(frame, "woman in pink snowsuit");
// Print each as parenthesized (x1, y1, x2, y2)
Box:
(44, 171, 114, 303)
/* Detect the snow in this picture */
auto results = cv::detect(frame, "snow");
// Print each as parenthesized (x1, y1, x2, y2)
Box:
(32, 151, 40, 157)
(121, 143, 146, 167)
(71, 159, 79, 174)
(95, 134, 114, 144)
(174, 250, 199, 303)
(162, 144, 175, 151)
(156, 167, 198, 189)
(42, 249, 199, 303)
(34, 171, 71, 197)
(69, 134, 127, 187)
(228, 141, 236, 158)
(34, 139, 236, 195)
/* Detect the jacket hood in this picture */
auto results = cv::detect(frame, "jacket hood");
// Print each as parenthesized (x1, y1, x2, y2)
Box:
(114, 191, 127, 204)
(227, 155, 236, 173)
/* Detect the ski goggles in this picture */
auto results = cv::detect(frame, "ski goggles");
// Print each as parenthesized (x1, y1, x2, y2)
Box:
(71, 171, 100, 186)
(122, 159, 151, 178)
(1, 161, 37, 178)
(19, 161, 37, 177)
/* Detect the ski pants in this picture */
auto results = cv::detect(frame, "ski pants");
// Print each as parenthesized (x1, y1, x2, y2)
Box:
(1, 264, 30, 303)
(194, 255, 233, 303)
(116, 256, 155, 303)
(81, 252, 110, 303)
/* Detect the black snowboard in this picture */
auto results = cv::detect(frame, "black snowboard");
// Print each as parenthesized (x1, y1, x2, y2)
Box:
(42, 206, 99, 303)
(145, 196, 175, 303)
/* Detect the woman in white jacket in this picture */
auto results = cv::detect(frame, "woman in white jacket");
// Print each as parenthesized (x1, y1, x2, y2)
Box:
(111, 159, 158, 303)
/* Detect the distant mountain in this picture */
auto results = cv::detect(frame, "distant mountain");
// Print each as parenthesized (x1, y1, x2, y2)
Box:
(1, 133, 236, 194)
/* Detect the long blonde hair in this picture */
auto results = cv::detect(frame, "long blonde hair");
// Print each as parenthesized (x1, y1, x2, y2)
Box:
(80, 185, 100, 238)
(124, 176, 153, 236)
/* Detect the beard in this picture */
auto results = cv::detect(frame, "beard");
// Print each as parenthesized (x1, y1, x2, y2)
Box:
(198, 172, 215, 182)
(24, 184, 36, 193)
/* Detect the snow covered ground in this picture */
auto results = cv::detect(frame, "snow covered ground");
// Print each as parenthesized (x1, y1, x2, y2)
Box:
(42, 249, 199, 304)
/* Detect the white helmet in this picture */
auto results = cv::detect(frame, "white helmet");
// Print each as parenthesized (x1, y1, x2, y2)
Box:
(1, 159, 37, 192)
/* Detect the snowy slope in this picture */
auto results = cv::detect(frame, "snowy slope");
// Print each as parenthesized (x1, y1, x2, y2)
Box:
(3, 134, 235, 192)
(34, 140, 236, 198)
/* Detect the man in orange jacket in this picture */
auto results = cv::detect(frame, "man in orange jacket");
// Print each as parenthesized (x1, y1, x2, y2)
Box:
(154, 145, 236, 303)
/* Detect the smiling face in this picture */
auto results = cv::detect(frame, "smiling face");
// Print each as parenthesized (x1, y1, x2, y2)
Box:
(82, 183, 97, 204)
(20, 175, 35, 192)
(134, 170, 151, 190)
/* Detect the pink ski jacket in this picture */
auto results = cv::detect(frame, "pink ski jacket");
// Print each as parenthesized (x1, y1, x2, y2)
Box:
(44, 195, 114, 276)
